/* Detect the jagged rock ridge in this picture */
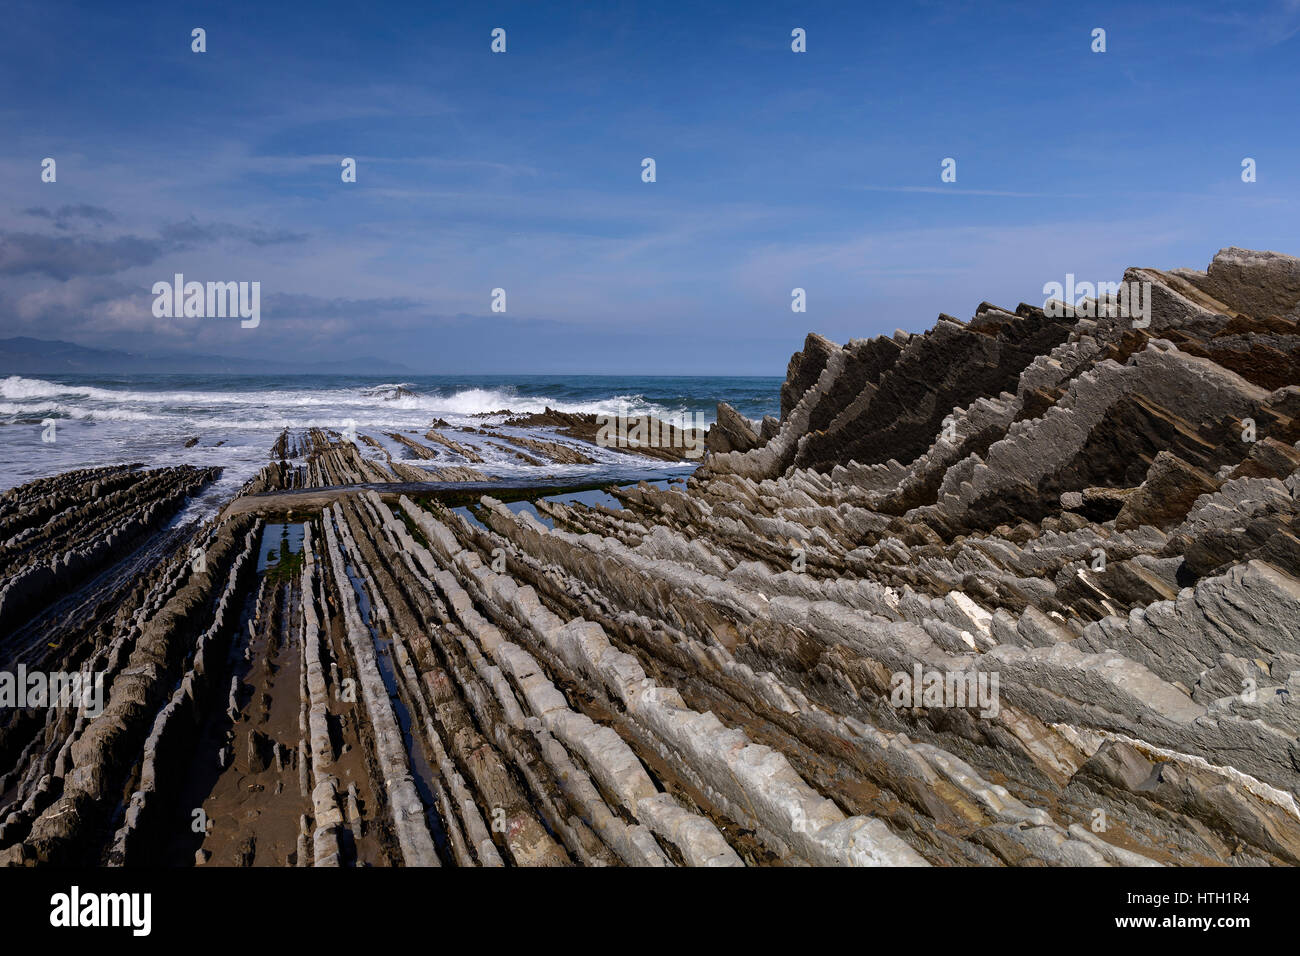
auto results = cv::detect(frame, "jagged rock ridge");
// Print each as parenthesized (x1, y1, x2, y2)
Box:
(1, 247, 1297, 867)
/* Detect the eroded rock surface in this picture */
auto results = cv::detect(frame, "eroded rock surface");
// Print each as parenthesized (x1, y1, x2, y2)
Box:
(3, 247, 1297, 867)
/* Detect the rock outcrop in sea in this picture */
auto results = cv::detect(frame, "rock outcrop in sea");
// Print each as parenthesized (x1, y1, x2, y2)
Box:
(1, 247, 1297, 866)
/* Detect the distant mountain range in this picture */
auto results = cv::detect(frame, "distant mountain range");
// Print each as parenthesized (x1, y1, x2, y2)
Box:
(0, 337, 413, 375)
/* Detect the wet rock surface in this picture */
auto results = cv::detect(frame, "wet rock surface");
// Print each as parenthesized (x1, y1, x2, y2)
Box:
(2, 247, 1297, 867)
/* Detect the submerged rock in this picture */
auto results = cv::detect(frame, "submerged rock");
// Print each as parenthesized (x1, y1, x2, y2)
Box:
(2, 247, 1297, 869)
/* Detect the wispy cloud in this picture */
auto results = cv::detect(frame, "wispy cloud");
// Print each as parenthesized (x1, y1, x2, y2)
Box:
(159, 218, 308, 247)
(0, 0, 1295, 373)
(20, 204, 117, 225)
(848, 186, 1090, 199)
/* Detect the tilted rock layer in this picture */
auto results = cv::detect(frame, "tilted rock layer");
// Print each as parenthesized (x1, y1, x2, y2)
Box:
(1, 247, 1297, 866)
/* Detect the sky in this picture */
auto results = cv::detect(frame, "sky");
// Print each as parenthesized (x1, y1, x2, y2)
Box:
(1, 0, 1298, 374)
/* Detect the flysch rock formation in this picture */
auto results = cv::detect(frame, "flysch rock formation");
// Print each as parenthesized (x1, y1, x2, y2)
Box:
(1, 247, 1297, 867)
(255, 410, 703, 494)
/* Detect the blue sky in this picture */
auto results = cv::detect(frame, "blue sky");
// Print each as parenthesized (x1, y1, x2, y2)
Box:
(1, 0, 1298, 373)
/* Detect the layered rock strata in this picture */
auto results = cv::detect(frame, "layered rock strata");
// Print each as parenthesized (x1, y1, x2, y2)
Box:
(2, 248, 1297, 867)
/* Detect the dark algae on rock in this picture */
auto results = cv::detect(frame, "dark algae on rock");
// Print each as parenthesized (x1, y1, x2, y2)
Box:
(3, 248, 1298, 867)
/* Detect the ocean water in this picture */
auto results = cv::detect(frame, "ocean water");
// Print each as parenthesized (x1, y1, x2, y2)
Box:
(0, 373, 783, 515)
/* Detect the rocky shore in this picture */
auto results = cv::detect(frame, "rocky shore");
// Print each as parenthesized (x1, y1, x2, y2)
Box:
(2, 247, 1297, 867)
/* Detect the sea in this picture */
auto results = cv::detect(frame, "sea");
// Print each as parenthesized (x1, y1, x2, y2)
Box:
(0, 373, 783, 519)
